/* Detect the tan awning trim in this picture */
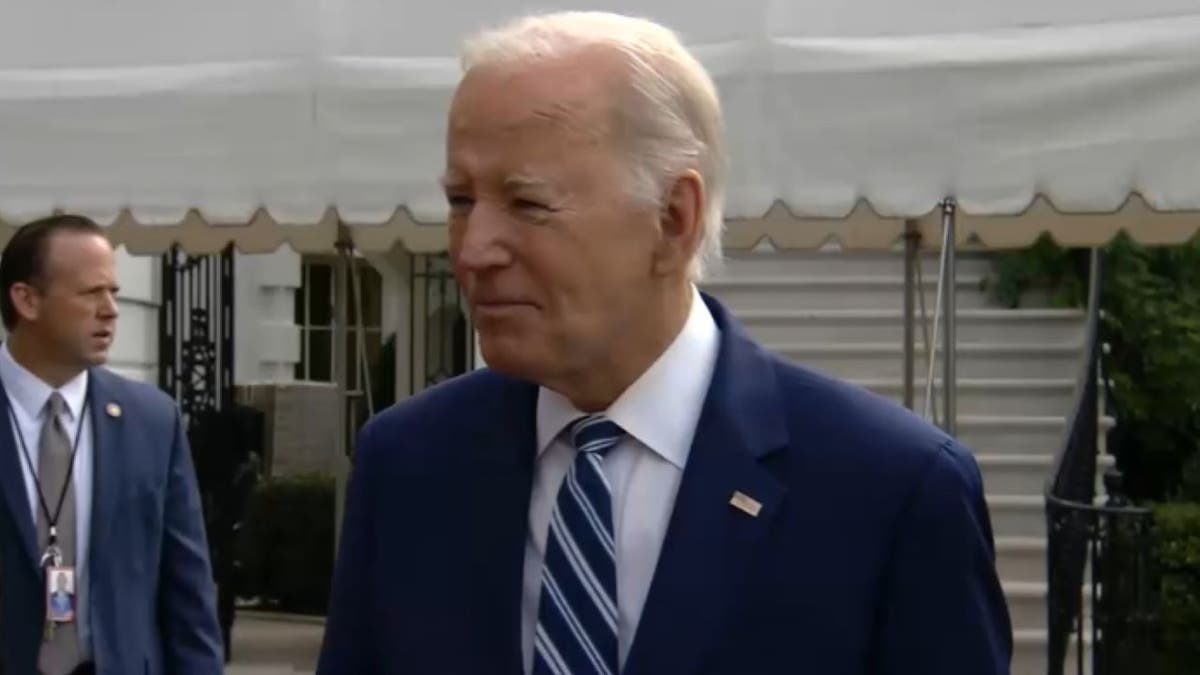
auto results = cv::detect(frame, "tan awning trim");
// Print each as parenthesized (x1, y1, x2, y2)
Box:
(1, 195, 1195, 255)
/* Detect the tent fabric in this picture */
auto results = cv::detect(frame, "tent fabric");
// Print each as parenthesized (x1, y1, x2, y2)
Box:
(2, 1, 1199, 252)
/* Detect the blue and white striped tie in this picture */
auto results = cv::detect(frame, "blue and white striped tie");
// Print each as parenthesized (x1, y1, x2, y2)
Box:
(533, 414, 624, 675)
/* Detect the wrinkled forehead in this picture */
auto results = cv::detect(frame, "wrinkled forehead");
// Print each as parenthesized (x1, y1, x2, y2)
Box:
(444, 53, 626, 177)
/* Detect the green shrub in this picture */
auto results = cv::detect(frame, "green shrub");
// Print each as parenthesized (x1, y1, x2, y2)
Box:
(236, 472, 335, 615)
(983, 234, 1088, 308)
(1152, 503, 1200, 674)
(992, 236, 1200, 674)
(1101, 237, 1200, 502)
(990, 234, 1200, 502)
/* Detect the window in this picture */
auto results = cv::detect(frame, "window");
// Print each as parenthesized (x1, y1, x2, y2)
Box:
(294, 256, 384, 394)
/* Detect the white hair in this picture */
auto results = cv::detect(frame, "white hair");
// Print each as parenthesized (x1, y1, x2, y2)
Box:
(460, 11, 727, 281)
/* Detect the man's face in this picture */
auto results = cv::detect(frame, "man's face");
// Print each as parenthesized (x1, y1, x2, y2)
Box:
(23, 232, 119, 369)
(444, 53, 662, 385)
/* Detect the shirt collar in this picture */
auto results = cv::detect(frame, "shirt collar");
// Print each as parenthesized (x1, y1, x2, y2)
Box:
(536, 286, 720, 469)
(0, 341, 89, 422)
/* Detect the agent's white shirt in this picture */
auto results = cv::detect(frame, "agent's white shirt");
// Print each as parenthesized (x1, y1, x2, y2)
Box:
(0, 341, 94, 658)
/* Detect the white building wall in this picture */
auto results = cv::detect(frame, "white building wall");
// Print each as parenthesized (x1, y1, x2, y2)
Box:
(103, 245, 471, 399)
(234, 248, 302, 385)
(108, 246, 160, 383)
(104, 247, 304, 387)
(364, 248, 412, 400)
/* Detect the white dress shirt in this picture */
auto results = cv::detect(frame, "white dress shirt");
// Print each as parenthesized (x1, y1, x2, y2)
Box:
(522, 287, 720, 672)
(0, 341, 94, 659)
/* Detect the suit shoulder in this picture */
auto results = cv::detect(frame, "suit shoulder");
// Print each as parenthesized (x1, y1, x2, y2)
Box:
(767, 355, 973, 482)
(94, 368, 178, 419)
(356, 368, 533, 455)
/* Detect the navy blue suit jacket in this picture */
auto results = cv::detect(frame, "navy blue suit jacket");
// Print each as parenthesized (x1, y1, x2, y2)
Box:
(0, 366, 223, 675)
(318, 295, 1013, 674)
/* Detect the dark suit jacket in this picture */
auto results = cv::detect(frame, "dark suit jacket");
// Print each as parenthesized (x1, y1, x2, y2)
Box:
(318, 295, 1013, 674)
(0, 367, 223, 675)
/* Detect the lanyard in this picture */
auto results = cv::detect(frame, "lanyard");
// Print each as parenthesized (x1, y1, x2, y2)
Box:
(6, 384, 90, 556)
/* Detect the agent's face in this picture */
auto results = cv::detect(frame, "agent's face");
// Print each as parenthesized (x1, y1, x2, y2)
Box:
(445, 54, 662, 386)
(15, 232, 119, 370)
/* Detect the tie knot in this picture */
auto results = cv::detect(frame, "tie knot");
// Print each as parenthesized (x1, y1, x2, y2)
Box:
(45, 392, 67, 417)
(569, 415, 624, 456)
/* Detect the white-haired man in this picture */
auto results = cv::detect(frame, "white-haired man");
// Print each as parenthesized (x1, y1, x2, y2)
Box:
(318, 11, 1012, 675)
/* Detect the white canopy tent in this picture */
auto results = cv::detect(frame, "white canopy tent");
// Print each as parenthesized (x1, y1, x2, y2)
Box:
(6, 1, 1195, 609)
(3, 0, 1199, 254)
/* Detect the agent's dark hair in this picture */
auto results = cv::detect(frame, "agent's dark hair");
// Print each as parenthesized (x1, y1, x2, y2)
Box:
(0, 214, 106, 330)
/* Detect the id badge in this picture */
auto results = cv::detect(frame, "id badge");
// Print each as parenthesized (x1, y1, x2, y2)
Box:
(45, 566, 76, 624)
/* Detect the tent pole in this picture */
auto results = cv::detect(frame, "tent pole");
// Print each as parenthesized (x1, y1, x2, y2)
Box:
(941, 200, 958, 435)
(349, 251, 374, 417)
(333, 223, 351, 554)
(903, 220, 920, 410)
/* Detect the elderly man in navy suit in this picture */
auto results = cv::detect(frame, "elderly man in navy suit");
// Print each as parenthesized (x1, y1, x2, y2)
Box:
(318, 11, 1012, 675)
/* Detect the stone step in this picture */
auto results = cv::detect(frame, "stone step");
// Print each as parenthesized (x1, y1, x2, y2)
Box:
(988, 495, 1046, 539)
(957, 415, 1115, 457)
(855, 378, 1076, 418)
(1013, 629, 1090, 675)
(996, 536, 1047, 584)
(978, 454, 1056, 495)
(957, 415, 1066, 456)
(1003, 578, 1051, 629)
(1005, 581, 1049, 632)
(735, 308, 1085, 345)
(981, 453, 1117, 496)
(701, 274, 991, 311)
(771, 342, 1079, 379)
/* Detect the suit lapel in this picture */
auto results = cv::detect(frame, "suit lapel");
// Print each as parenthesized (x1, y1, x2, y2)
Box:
(86, 369, 125, 570)
(623, 295, 790, 675)
(0, 377, 39, 569)
(472, 376, 539, 674)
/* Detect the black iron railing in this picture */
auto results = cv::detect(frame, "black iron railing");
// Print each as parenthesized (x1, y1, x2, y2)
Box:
(409, 253, 471, 392)
(1045, 250, 1158, 675)
(158, 243, 255, 662)
(158, 243, 235, 425)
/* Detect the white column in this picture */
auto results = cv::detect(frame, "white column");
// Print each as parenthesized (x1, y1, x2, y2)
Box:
(109, 246, 160, 383)
(233, 248, 302, 385)
(364, 247, 412, 400)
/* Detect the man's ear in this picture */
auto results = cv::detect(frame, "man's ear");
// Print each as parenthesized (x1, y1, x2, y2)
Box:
(653, 170, 705, 277)
(9, 282, 42, 324)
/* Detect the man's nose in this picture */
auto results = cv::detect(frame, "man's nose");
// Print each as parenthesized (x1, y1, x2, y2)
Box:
(99, 290, 119, 318)
(453, 207, 513, 272)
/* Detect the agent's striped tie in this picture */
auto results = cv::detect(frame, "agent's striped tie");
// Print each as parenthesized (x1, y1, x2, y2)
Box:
(533, 414, 624, 675)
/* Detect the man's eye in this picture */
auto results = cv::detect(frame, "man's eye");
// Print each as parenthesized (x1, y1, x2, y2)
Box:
(514, 199, 549, 211)
(446, 195, 474, 209)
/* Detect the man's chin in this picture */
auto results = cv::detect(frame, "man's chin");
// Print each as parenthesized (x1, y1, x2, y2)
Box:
(478, 335, 543, 380)
(81, 350, 110, 367)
